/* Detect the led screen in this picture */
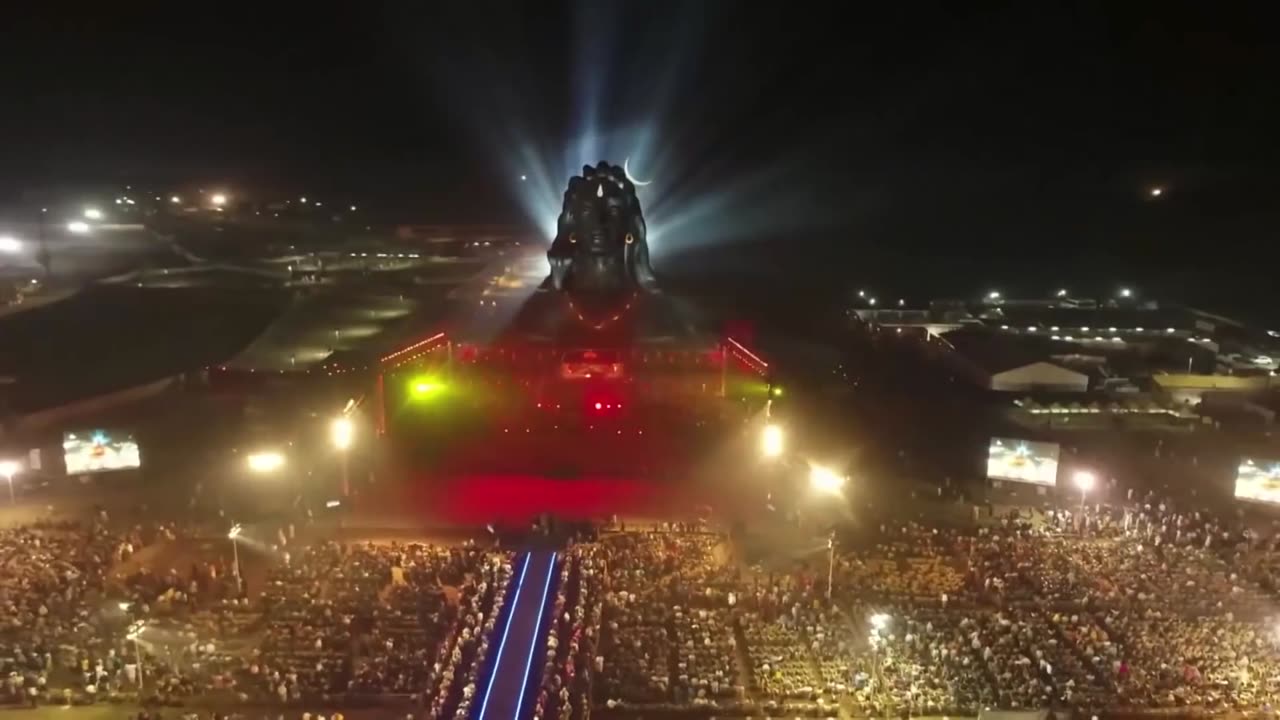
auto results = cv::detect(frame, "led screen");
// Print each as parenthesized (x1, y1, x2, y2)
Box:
(63, 429, 141, 475)
(986, 437, 1060, 486)
(1235, 458, 1280, 504)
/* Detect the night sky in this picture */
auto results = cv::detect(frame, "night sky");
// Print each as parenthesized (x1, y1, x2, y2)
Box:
(2, 3, 1277, 301)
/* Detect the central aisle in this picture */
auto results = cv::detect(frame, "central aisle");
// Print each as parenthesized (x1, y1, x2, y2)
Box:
(475, 549, 558, 720)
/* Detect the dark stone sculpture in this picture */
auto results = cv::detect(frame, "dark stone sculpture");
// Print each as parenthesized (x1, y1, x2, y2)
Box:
(547, 161, 657, 292)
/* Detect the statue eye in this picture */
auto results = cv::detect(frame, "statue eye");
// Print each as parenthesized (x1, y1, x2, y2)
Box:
(625, 233, 634, 244)
(569, 233, 577, 243)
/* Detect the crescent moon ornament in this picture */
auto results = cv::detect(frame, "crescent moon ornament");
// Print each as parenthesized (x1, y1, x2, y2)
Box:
(623, 157, 653, 187)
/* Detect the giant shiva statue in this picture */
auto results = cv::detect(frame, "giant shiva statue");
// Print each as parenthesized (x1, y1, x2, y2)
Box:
(547, 161, 658, 293)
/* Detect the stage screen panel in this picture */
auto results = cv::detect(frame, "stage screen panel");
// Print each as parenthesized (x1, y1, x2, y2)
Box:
(986, 437, 1060, 486)
(1235, 458, 1280, 504)
(63, 429, 141, 475)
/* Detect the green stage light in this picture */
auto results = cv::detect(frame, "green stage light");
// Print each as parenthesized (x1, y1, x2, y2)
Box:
(409, 375, 445, 398)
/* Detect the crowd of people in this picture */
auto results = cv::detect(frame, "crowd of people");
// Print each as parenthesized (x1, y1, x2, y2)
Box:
(12, 491, 1280, 718)
(569, 502, 1280, 718)
(0, 520, 515, 716)
(593, 532, 747, 711)
(0, 518, 177, 707)
(530, 546, 601, 720)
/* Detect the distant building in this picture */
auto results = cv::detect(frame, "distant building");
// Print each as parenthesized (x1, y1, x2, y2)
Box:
(941, 329, 1090, 393)
(986, 361, 1090, 393)
(1152, 373, 1278, 406)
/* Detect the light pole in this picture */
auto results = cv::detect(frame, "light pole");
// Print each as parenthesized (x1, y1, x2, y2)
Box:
(37, 207, 50, 278)
(331, 415, 354, 496)
(869, 614, 891, 704)
(826, 532, 835, 600)
(228, 523, 243, 583)
(0, 460, 19, 504)
(126, 621, 146, 692)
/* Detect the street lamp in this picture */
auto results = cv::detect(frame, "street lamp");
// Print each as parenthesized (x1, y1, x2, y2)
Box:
(0, 236, 21, 254)
(1118, 287, 1133, 299)
(987, 290, 1001, 301)
(228, 523, 243, 580)
(331, 416, 354, 496)
(83, 207, 103, 220)
(867, 612, 892, 705)
(826, 532, 836, 600)
(170, 195, 181, 204)
(809, 463, 846, 496)
(1073, 470, 1096, 511)
(246, 451, 285, 473)
(67, 220, 90, 234)
(126, 621, 146, 692)
(761, 423, 784, 459)
(210, 193, 228, 207)
(0, 460, 19, 503)
(1056, 288, 1068, 298)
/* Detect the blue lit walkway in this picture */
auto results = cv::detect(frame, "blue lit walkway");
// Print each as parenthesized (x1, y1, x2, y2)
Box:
(475, 550, 558, 720)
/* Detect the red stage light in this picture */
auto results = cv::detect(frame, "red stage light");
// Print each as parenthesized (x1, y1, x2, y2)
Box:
(594, 402, 602, 410)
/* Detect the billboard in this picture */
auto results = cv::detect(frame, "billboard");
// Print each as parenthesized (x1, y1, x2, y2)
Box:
(1235, 458, 1280, 504)
(63, 429, 141, 475)
(986, 437, 1060, 486)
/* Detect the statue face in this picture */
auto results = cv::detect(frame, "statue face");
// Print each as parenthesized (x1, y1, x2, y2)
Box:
(570, 181, 627, 256)
(548, 161, 654, 292)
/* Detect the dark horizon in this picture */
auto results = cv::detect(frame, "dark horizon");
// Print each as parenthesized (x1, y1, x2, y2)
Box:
(2, 3, 1278, 273)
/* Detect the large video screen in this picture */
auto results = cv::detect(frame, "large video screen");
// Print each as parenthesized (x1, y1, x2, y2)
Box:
(986, 437, 1060, 486)
(63, 429, 141, 475)
(1235, 458, 1280, 504)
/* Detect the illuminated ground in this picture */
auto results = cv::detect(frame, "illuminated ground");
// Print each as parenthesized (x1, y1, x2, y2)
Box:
(0, 222, 527, 415)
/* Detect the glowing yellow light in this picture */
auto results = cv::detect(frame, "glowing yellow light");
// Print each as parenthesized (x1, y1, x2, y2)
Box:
(330, 416, 354, 450)
(809, 464, 845, 496)
(247, 451, 285, 473)
(762, 424, 784, 458)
